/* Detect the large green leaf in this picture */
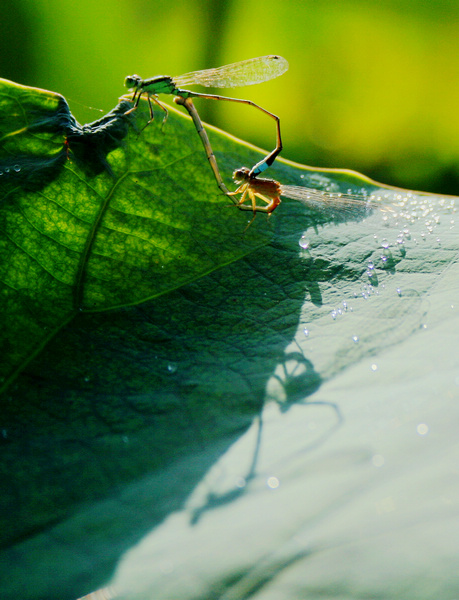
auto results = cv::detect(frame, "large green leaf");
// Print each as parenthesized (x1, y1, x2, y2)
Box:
(0, 78, 276, 392)
(1, 79, 458, 600)
(0, 78, 388, 393)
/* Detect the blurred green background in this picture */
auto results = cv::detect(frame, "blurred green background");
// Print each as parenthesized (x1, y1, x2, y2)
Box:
(2, 0, 458, 194)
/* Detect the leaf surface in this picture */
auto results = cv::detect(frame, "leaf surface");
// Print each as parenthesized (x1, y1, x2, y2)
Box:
(1, 79, 458, 600)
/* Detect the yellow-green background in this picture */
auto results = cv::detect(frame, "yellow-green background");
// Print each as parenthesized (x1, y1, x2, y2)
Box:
(2, 0, 459, 194)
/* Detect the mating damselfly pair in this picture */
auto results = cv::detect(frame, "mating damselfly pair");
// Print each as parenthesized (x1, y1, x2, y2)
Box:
(123, 55, 380, 229)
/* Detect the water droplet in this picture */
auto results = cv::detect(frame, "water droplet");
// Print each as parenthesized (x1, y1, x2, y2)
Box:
(298, 235, 309, 249)
(84, 375, 90, 383)
(371, 363, 378, 371)
(372, 454, 384, 467)
(167, 362, 178, 374)
(331, 310, 337, 320)
(367, 261, 374, 270)
(13, 164, 21, 172)
(381, 239, 390, 249)
(4, 167, 10, 174)
(416, 423, 429, 436)
(396, 287, 402, 296)
(267, 476, 280, 489)
(352, 335, 359, 343)
(303, 328, 309, 337)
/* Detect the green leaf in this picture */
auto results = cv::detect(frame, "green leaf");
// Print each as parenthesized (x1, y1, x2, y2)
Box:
(1, 79, 458, 600)
(0, 78, 278, 392)
(0, 78, 387, 393)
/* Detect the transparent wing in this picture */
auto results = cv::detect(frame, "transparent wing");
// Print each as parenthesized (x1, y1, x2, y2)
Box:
(279, 186, 394, 220)
(172, 55, 289, 89)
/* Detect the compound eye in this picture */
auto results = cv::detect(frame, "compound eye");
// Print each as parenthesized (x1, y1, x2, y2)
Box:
(125, 75, 140, 89)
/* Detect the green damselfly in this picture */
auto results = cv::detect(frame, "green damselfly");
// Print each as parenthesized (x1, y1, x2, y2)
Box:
(124, 55, 288, 183)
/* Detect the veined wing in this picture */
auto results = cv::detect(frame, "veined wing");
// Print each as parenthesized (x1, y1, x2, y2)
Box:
(172, 55, 289, 89)
(279, 185, 394, 220)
